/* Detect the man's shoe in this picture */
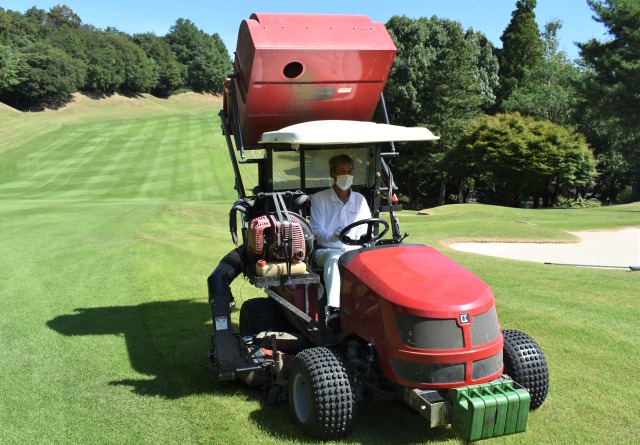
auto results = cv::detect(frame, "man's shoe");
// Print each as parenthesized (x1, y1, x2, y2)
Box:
(326, 306, 340, 327)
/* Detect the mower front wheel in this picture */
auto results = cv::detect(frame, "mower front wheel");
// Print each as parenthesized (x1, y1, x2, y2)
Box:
(289, 347, 355, 440)
(502, 329, 549, 410)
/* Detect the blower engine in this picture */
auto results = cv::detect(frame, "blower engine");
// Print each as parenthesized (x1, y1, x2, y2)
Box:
(247, 212, 314, 269)
(248, 214, 305, 261)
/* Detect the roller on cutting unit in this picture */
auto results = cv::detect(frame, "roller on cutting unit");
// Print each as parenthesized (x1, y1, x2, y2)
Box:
(206, 12, 549, 442)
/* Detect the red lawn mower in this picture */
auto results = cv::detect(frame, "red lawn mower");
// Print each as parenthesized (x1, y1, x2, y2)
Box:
(207, 13, 548, 441)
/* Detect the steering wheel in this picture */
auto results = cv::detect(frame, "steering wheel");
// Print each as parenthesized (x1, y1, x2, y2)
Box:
(339, 218, 390, 246)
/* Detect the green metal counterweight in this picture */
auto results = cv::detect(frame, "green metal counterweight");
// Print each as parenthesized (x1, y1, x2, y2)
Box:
(449, 379, 530, 441)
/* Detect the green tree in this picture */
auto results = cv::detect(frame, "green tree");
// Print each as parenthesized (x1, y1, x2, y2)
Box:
(578, 0, 640, 201)
(579, 0, 640, 130)
(381, 16, 433, 127)
(496, 0, 544, 109)
(384, 15, 498, 207)
(123, 44, 157, 93)
(108, 30, 157, 93)
(472, 30, 500, 113)
(81, 29, 156, 95)
(0, 44, 20, 92)
(47, 5, 82, 28)
(3, 7, 44, 47)
(48, 25, 88, 66)
(594, 147, 635, 204)
(503, 20, 581, 125)
(10, 42, 85, 108)
(82, 30, 126, 94)
(165, 18, 230, 93)
(0, 7, 230, 106)
(0, 8, 12, 44)
(209, 33, 231, 92)
(23, 6, 48, 28)
(453, 113, 597, 207)
(134, 32, 185, 97)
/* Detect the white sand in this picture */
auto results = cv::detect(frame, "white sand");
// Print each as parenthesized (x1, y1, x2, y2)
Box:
(449, 228, 640, 269)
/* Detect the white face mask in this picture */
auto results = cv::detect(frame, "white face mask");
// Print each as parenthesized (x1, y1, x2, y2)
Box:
(335, 174, 354, 191)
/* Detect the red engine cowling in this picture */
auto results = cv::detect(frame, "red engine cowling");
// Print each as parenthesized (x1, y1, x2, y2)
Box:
(247, 214, 307, 262)
(340, 244, 504, 390)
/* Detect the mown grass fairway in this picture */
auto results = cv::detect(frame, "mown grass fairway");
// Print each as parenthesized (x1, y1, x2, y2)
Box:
(1, 94, 639, 445)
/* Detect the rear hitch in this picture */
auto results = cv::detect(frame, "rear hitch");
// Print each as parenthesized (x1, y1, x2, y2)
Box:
(402, 387, 451, 428)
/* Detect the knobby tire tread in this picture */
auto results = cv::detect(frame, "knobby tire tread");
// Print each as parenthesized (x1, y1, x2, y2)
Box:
(239, 297, 290, 335)
(290, 347, 355, 440)
(502, 329, 549, 410)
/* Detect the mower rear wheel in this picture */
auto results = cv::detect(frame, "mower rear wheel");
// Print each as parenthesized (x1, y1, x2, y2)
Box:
(239, 298, 290, 336)
(289, 347, 355, 440)
(502, 329, 549, 410)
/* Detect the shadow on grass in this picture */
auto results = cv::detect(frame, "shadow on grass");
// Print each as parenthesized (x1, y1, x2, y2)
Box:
(47, 300, 458, 443)
(46, 299, 238, 399)
(248, 396, 459, 444)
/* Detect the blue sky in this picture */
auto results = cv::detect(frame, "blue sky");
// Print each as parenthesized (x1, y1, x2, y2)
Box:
(3, 1, 607, 60)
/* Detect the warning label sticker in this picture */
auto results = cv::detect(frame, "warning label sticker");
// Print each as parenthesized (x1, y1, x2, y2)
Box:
(215, 316, 228, 330)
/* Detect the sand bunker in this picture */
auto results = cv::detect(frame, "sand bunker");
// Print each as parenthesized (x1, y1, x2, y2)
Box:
(449, 228, 640, 269)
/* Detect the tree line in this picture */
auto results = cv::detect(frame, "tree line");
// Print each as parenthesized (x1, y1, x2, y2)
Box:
(384, 0, 639, 207)
(1, 2, 638, 207)
(0, 5, 231, 108)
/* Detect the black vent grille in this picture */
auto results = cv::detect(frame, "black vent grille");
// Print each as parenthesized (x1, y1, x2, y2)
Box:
(470, 306, 501, 346)
(396, 314, 463, 350)
(391, 359, 465, 384)
(472, 351, 503, 380)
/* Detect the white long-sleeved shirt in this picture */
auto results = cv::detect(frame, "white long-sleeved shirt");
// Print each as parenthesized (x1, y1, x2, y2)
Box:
(310, 187, 372, 248)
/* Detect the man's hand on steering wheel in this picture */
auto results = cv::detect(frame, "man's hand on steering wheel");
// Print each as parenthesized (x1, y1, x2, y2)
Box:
(339, 218, 389, 246)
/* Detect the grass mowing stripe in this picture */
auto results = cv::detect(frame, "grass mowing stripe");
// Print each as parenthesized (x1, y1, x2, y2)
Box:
(0, 200, 191, 445)
(33, 125, 118, 197)
(135, 117, 173, 198)
(0, 128, 74, 196)
(108, 117, 169, 199)
(1, 93, 638, 444)
(0, 111, 61, 154)
(0, 122, 114, 198)
(0, 113, 224, 201)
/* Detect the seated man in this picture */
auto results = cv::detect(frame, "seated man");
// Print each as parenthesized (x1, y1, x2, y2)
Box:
(310, 154, 371, 324)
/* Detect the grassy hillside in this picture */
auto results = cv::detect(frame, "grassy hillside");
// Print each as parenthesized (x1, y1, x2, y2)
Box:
(0, 93, 227, 201)
(0, 94, 638, 445)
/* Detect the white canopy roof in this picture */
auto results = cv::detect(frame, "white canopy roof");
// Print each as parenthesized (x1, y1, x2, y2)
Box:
(258, 120, 439, 146)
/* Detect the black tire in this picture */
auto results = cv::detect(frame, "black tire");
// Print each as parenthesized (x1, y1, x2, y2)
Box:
(239, 298, 290, 336)
(267, 384, 284, 405)
(288, 347, 355, 440)
(502, 329, 549, 410)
